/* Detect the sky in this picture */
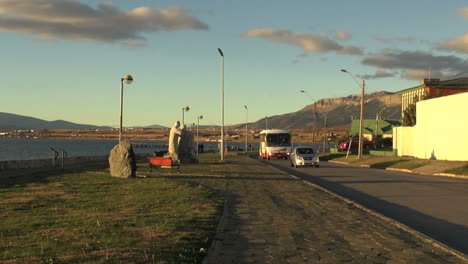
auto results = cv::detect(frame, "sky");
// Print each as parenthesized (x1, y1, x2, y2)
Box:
(1, 0, 467, 128)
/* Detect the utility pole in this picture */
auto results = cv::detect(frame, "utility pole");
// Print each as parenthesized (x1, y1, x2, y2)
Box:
(312, 103, 316, 148)
(358, 80, 365, 159)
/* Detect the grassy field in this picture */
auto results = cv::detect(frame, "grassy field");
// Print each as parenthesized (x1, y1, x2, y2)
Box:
(0, 156, 224, 264)
(444, 163, 468, 175)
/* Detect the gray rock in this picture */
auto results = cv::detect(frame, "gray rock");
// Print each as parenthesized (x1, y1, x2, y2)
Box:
(109, 139, 136, 178)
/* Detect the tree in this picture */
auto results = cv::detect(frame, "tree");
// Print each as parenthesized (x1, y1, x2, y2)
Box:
(402, 91, 431, 126)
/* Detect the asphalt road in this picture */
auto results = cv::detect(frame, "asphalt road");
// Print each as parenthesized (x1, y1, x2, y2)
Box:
(263, 158, 468, 255)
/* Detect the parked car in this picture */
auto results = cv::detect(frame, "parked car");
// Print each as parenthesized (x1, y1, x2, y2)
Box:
(338, 138, 374, 151)
(290, 147, 319, 168)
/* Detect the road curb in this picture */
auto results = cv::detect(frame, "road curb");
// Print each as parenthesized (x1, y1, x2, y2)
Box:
(433, 172, 468, 179)
(327, 160, 370, 167)
(259, 158, 468, 263)
(329, 160, 468, 179)
(386, 167, 413, 173)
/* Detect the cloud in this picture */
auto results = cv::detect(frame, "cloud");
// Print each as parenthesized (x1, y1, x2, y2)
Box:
(456, 7, 468, 19)
(358, 69, 395, 80)
(338, 45, 364, 55)
(0, 0, 209, 43)
(373, 36, 433, 45)
(361, 50, 467, 80)
(244, 28, 363, 55)
(122, 41, 148, 50)
(334, 30, 350, 40)
(439, 33, 468, 53)
(401, 69, 445, 80)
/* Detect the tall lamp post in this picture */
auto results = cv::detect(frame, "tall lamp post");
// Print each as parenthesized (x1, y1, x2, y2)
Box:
(300, 90, 327, 152)
(218, 48, 225, 161)
(244, 105, 248, 151)
(375, 107, 386, 144)
(197, 115, 203, 156)
(341, 69, 365, 159)
(182, 106, 190, 125)
(119, 75, 134, 143)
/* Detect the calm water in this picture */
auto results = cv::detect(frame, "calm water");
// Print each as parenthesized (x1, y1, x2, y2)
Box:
(0, 138, 259, 161)
(0, 138, 333, 161)
(0, 138, 168, 161)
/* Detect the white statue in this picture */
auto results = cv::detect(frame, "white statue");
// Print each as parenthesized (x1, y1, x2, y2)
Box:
(168, 121, 182, 160)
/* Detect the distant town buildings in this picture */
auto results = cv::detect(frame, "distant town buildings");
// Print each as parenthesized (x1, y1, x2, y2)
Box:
(397, 77, 468, 116)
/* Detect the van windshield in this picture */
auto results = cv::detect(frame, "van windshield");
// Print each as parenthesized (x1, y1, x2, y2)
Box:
(266, 133, 291, 146)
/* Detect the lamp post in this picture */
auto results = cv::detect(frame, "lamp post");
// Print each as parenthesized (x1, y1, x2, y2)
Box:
(300, 90, 316, 149)
(182, 106, 190, 125)
(244, 105, 248, 151)
(265, 116, 268, 130)
(197, 115, 203, 156)
(376, 107, 386, 144)
(218, 48, 225, 161)
(341, 69, 365, 159)
(300, 90, 328, 152)
(119, 75, 134, 143)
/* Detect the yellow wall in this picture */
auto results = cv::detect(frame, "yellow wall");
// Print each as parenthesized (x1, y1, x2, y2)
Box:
(393, 92, 468, 161)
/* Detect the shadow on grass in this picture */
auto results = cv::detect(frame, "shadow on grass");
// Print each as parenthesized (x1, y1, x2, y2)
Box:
(370, 160, 408, 169)
(318, 153, 346, 161)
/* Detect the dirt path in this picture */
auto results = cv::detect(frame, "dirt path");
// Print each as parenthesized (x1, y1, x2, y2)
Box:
(177, 155, 466, 264)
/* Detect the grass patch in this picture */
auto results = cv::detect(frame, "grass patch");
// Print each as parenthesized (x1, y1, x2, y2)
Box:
(443, 164, 468, 175)
(371, 160, 408, 169)
(0, 156, 224, 264)
(329, 155, 376, 164)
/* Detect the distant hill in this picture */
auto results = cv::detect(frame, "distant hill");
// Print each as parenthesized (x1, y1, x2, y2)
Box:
(238, 91, 402, 129)
(0, 112, 112, 130)
(141, 124, 169, 129)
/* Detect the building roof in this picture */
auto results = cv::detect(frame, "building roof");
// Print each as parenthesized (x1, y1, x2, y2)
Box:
(349, 119, 401, 135)
(396, 77, 468, 94)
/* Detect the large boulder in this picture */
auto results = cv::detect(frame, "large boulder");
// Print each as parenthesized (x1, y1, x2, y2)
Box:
(109, 139, 136, 178)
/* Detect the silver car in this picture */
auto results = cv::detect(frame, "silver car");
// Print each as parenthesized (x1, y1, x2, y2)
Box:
(290, 147, 320, 168)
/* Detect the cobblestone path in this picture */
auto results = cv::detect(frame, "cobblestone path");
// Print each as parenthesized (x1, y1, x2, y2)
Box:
(180, 155, 466, 264)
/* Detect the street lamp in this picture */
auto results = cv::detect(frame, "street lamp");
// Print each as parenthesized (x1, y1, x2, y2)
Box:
(341, 69, 365, 159)
(119, 74, 133, 143)
(182, 106, 190, 125)
(218, 48, 225, 161)
(376, 107, 386, 143)
(197, 115, 203, 156)
(265, 116, 268, 130)
(300, 90, 327, 152)
(244, 105, 248, 151)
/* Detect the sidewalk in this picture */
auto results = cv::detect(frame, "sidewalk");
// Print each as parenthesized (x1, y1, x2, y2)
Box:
(326, 154, 468, 179)
(178, 155, 467, 264)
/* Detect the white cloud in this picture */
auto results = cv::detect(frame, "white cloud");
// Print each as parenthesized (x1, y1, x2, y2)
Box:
(358, 69, 395, 80)
(439, 33, 468, 53)
(456, 7, 468, 19)
(334, 30, 350, 40)
(244, 28, 363, 55)
(0, 0, 209, 43)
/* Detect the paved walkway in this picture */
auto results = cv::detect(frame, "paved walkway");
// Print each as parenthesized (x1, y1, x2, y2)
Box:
(180, 155, 466, 264)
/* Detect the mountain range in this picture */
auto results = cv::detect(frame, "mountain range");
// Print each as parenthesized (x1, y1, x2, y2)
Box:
(240, 91, 402, 129)
(0, 91, 401, 130)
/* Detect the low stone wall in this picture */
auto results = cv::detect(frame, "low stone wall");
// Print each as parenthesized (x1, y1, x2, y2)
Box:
(0, 153, 152, 170)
